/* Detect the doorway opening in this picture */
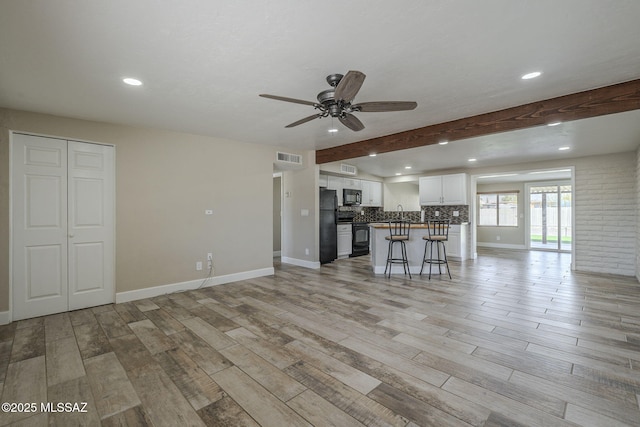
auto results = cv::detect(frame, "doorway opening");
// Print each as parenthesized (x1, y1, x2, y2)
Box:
(273, 173, 282, 258)
(527, 182, 572, 252)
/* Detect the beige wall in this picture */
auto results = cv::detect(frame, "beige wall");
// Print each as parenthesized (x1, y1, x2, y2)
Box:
(0, 108, 278, 312)
(282, 152, 319, 264)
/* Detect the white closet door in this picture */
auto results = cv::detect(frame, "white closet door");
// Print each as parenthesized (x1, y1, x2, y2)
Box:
(12, 134, 69, 320)
(67, 141, 115, 309)
(12, 134, 115, 320)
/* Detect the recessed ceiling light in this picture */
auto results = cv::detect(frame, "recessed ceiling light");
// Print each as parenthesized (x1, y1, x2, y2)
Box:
(468, 158, 477, 162)
(404, 166, 412, 169)
(558, 146, 570, 151)
(369, 153, 377, 157)
(123, 77, 143, 86)
(521, 71, 542, 80)
(438, 140, 449, 145)
(328, 128, 338, 133)
(395, 173, 402, 176)
(547, 121, 562, 127)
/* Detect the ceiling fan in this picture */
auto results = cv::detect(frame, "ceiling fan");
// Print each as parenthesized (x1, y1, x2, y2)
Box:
(259, 70, 417, 132)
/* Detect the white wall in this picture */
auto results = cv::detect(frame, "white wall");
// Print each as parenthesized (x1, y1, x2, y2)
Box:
(319, 162, 383, 182)
(574, 153, 636, 275)
(383, 182, 420, 211)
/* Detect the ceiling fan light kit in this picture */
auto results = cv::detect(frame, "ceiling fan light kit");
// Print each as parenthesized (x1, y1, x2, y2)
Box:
(260, 70, 417, 131)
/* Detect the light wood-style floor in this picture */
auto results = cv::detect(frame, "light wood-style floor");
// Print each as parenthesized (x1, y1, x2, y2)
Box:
(2, 248, 640, 426)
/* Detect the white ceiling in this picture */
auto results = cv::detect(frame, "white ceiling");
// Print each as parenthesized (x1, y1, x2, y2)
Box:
(2, 0, 640, 175)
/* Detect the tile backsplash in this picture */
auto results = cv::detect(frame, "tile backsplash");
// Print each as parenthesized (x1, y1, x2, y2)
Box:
(341, 205, 469, 224)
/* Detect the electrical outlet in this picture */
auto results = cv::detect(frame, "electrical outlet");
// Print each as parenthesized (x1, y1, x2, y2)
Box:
(434, 211, 440, 217)
(207, 253, 213, 269)
(196, 261, 203, 271)
(496, 236, 501, 241)
(305, 248, 309, 255)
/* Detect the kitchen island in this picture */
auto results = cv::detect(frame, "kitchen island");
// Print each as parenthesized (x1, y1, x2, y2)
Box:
(369, 222, 467, 275)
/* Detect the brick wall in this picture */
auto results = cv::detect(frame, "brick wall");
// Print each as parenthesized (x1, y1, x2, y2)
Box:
(637, 147, 640, 280)
(574, 153, 636, 276)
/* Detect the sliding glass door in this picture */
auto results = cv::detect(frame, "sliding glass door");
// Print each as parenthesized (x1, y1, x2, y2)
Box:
(528, 183, 572, 252)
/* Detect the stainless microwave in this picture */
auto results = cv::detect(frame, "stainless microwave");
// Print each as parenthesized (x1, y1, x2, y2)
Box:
(343, 188, 362, 206)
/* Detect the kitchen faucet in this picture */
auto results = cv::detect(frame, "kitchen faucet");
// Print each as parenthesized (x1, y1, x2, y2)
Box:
(397, 204, 403, 219)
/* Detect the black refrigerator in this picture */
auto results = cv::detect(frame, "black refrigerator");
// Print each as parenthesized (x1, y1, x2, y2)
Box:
(319, 188, 338, 264)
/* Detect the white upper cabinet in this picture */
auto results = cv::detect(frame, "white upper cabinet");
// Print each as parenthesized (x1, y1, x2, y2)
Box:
(441, 173, 467, 204)
(418, 176, 442, 205)
(361, 180, 382, 207)
(419, 173, 467, 205)
(319, 174, 328, 188)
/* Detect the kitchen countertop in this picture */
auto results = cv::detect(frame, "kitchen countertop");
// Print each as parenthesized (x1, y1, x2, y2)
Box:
(370, 222, 468, 229)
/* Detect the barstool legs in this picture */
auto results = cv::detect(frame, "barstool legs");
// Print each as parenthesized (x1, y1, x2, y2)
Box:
(420, 240, 452, 279)
(385, 240, 411, 279)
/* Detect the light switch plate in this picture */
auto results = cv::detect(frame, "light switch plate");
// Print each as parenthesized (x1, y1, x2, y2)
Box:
(453, 211, 459, 217)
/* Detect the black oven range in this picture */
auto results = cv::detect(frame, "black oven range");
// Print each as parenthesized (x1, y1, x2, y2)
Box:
(350, 222, 370, 257)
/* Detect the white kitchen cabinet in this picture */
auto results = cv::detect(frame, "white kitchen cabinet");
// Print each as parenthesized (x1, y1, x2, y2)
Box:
(319, 173, 328, 188)
(445, 223, 467, 260)
(419, 173, 467, 205)
(337, 223, 352, 258)
(419, 176, 442, 205)
(442, 174, 467, 204)
(361, 180, 383, 207)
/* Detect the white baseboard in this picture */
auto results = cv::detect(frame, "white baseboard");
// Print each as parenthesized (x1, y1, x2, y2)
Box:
(281, 256, 321, 269)
(115, 267, 275, 304)
(477, 242, 526, 250)
(0, 311, 11, 325)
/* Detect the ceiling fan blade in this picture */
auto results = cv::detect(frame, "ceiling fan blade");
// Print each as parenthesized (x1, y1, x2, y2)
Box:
(339, 113, 365, 131)
(353, 101, 418, 112)
(285, 114, 323, 128)
(259, 94, 318, 107)
(334, 70, 366, 102)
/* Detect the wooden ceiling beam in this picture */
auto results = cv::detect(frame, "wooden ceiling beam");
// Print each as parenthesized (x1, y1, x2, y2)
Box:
(315, 78, 640, 164)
